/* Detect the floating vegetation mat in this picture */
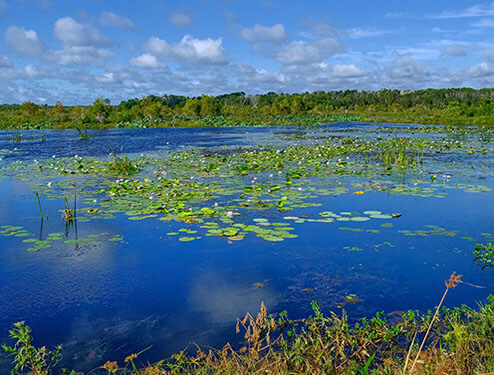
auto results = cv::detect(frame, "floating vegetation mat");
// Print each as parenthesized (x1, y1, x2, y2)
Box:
(0, 129, 493, 250)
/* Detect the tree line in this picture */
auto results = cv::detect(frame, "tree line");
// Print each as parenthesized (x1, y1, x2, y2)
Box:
(1, 88, 493, 129)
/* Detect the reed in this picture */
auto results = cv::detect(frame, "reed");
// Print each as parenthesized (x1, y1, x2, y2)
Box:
(34, 192, 44, 221)
(408, 271, 462, 374)
(75, 125, 90, 140)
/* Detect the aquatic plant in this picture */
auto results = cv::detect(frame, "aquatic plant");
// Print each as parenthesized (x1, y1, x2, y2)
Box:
(35, 192, 44, 221)
(74, 125, 90, 140)
(1, 321, 66, 375)
(60, 196, 74, 225)
(108, 153, 140, 175)
(408, 271, 462, 373)
(2, 292, 494, 374)
(474, 242, 494, 270)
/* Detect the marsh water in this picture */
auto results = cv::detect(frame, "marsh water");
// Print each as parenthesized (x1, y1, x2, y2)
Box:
(0, 123, 493, 371)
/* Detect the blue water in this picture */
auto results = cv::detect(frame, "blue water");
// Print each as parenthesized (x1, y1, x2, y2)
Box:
(0, 124, 493, 371)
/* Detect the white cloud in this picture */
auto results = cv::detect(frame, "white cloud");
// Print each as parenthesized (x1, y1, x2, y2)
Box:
(49, 46, 115, 66)
(283, 62, 371, 90)
(4, 26, 47, 57)
(100, 11, 135, 30)
(236, 63, 287, 84)
(276, 37, 341, 65)
(388, 46, 438, 60)
(431, 27, 453, 33)
(170, 12, 191, 28)
(277, 41, 321, 65)
(54, 17, 112, 47)
(382, 56, 433, 87)
(464, 62, 494, 77)
(23, 64, 41, 78)
(441, 44, 468, 57)
(0, 55, 12, 67)
(130, 53, 162, 69)
(471, 18, 494, 27)
(347, 28, 390, 39)
(144, 35, 228, 64)
(332, 64, 367, 78)
(95, 72, 118, 84)
(430, 3, 494, 19)
(484, 49, 494, 62)
(240, 24, 287, 43)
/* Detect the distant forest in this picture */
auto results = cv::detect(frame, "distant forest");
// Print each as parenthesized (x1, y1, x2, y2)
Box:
(1, 88, 494, 129)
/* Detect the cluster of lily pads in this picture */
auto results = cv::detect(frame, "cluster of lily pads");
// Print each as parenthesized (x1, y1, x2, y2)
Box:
(0, 224, 123, 252)
(0, 129, 492, 249)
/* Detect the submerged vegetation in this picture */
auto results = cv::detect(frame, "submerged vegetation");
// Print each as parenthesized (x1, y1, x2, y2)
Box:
(1, 88, 494, 130)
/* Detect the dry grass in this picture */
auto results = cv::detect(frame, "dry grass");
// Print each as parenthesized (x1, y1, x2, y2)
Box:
(4, 274, 494, 375)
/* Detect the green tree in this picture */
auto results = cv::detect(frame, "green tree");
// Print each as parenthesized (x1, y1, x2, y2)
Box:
(20, 102, 39, 117)
(142, 102, 170, 120)
(199, 95, 222, 116)
(51, 101, 66, 123)
(89, 98, 111, 125)
(183, 98, 201, 116)
(70, 106, 89, 125)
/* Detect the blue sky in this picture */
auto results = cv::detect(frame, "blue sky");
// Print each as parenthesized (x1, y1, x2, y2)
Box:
(1, 0, 494, 104)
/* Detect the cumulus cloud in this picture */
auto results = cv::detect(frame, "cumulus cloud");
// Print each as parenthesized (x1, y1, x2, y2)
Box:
(484, 49, 494, 62)
(332, 64, 367, 78)
(240, 24, 287, 43)
(144, 35, 228, 64)
(236, 63, 287, 84)
(100, 11, 136, 30)
(4, 26, 47, 57)
(48, 46, 115, 66)
(382, 56, 433, 87)
(54, 17, 112, 47)
(280, 62, 371, 91)
(441, 44, 468, 57)
(0, 55, 12, 67)
(23, 64, 42, 78)
(464, 62, 494, 77)
(276, 37, 341, 65)
(130, 53, 162, 69)
(456, 62, 494, 88)
(239, 21, 342, 66)
(95, 72, 119, 84)
(170, 12, 191, 28)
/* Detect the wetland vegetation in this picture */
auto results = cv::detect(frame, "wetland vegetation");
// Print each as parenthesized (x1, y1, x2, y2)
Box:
(1, 88, 494, 131)
(0, 93, 493, 374)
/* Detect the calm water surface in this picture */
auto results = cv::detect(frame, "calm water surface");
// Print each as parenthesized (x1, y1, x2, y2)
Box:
(0, 123, 493, 371)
